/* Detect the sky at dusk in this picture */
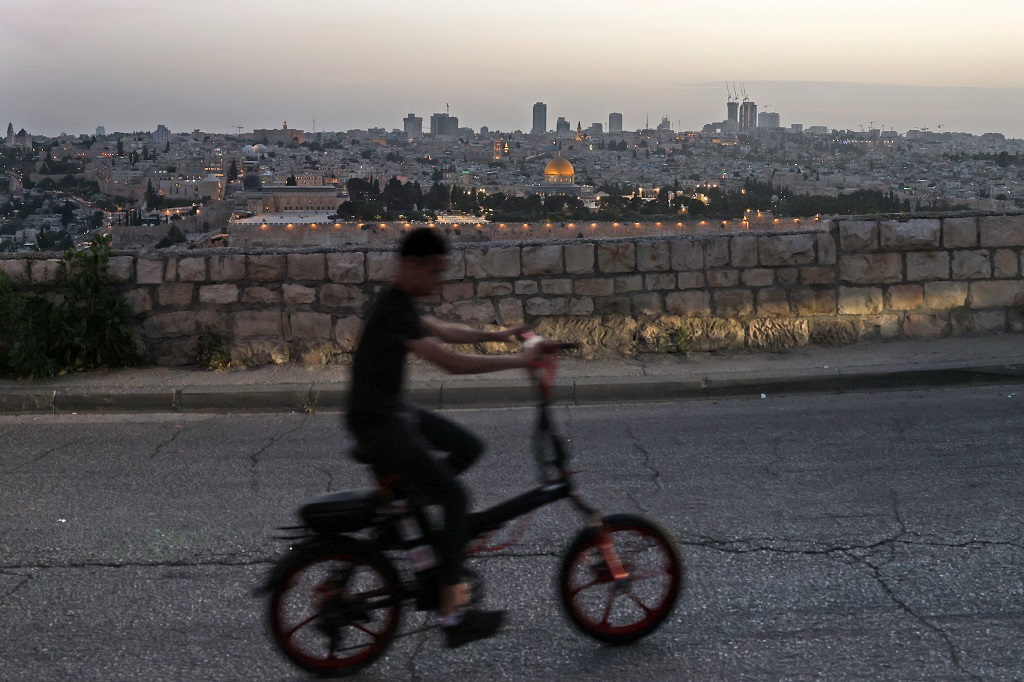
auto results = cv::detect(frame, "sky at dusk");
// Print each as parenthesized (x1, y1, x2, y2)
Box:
(3, 0, 1024, 138)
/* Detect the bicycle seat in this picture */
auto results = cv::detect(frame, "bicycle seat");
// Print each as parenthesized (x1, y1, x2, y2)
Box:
(300, 490, 379, 533)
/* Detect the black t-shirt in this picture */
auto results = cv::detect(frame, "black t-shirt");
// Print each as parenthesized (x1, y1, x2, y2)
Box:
(346, 286, 426, 431)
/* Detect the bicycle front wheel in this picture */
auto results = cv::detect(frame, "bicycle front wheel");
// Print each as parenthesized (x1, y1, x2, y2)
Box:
(268, 540, 402, 677)
(558, 513, 683, 645)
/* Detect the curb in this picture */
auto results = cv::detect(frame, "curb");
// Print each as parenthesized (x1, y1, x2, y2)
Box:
(1, 364, 1022, 415)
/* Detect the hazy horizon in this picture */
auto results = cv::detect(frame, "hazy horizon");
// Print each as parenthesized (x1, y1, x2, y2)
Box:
(3, 0, 1024, 139)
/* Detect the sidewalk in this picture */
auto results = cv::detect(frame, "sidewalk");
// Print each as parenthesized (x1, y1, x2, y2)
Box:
(0, 335, 1021, 415)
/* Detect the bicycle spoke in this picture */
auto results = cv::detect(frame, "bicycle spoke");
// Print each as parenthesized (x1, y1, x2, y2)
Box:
(599, 586, 616, 626)
(285, 611, 322, 640)
(624, 590, 655, 615)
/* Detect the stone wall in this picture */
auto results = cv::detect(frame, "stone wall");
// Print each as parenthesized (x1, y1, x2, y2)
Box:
(1, 213, 1022, 366)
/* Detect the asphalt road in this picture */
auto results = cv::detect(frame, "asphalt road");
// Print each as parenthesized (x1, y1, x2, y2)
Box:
(1, 386, 1022, 681)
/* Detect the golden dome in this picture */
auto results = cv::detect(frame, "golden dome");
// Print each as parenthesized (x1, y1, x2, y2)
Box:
(544, 154, 575, 177)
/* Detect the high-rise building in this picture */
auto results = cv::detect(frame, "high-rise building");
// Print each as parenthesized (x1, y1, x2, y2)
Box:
(532, 102, 547, 135)
(430, 113, 459, 137)
(555, 117, 570, 134)
(727, 101, 739, 124)
(589, 123, 603, 134)
(608, 112, 623, 133)
(739, 101, 757, 130)
(152, 124, 171, 145)
(403, 113, 423, 138)
(758, 111, 781, 129)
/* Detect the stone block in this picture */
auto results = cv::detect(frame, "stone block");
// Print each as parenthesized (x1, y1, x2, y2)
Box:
(614, 275, 643, 293)
(678, 272, 705, 289)
(136, 259, 164, 284)
(879, 219, 941, 251)
(442, 282, 475, 302)
(122, 289, 152, 315)
(199, 284, 239, 305)
(287, 253, 326, 281)
(163, 259, 178, 282)
(142, 311, 197, 339)
(478, 281, 513, 297)
(444, 250, 466, 281)
(248, 254, 285, 281)
(776, 268, 799, 285)
(838, 286, 883, 315)
(756, 288, 790, 316)
(575, 278, 614, 296)
(597, 242, 636, 273)
(466, 247, 520, 278)
(233, 310, 282, 338)
(839, 253, 902, 283)
(326, 252, 365, 284)
(952, 309, 1007, 336)
(742, 269, 775, 287)
(595, 297, 631, 315)
(704, 238, 730, 267)
(942, 217, 977, 248)
(105, 256, 134, 284)
(809, 319, 858, 346)
(671, 240, 703, 270)
(706, 270, 739, 288)
(366, 252, 399, 281)
(817, 233, 837, 265)
(0, 259, 29, 284)
(951, 250, 991, 279)
(680, 318, 745, 352)
(993, 249, 1019, 278)
(885, 284, 924, 311)
(645, 273, 676, 290)
(242, 286, 282, 304)
(906, 252, 950, 281)
(904, 314, 949, 339)
(859, 315, 901, 340)
(979, 215, 1024, 247)
(157, 283, 194, 306)
(637, 241, 670, 272)
(283, 284, 316, 304)
(541, 278, 572, 295)
(632, 293, 664, 315)
(320, 283, 367, 309)
(522, 245, 564, 276)
(759, 234, 816, 266)
(711, 289, 754, 318)
(525, 297, 569, 316)
(730, 235, 758, 267)
(969, 281, 1024, 308)
(207, 255, 245, 282)
(747, 318, 809, 351)
(333, 315, 363, 352)
(666, 291, 710, 316)
(230, 339, 289, 366)
(569, 297, 594, 315)
(30, 259, 61, 284)
(792, 288, 837, 316)
(514, 280, 540, 295)
(498, 298, 524, 325)
(290, 311, 332, 340)
(564, 243, 595, 274)
(177, 257, 207, 282)
(839, 220, 878, 252)
(800, 266, 834, 285)
(923, 282, 967, 310)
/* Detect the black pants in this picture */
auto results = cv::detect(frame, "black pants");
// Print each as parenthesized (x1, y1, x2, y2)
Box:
(351, 406, 482, 586)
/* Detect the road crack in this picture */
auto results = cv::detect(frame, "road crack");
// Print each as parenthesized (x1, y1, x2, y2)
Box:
(247, 418, 309, 493)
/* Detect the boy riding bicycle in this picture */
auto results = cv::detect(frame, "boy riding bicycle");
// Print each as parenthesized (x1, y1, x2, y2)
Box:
(346, 227, 541, 648)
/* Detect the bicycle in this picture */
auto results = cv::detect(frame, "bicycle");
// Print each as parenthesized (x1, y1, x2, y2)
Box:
(257, 334, 684, 677)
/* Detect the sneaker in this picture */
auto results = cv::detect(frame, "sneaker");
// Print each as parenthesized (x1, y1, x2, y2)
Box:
(442, 608, 506, 649)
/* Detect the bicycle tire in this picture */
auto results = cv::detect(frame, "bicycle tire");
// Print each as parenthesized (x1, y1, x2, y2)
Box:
(268, 539, 403, 677)
(558, 513, 683, 645)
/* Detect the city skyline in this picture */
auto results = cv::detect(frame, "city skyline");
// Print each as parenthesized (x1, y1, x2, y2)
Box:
(3, 0, 1024, 138)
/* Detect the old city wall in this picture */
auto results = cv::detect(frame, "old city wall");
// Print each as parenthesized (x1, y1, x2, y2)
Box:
(1, 213, 1022, 366)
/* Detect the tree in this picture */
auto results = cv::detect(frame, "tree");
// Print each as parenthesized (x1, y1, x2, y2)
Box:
(60, 200, 76, 227)
(286, 174, 297, 186)
(228, 159, 238, 182)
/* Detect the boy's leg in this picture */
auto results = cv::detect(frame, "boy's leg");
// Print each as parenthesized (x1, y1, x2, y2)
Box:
(414, 407, 483, 476)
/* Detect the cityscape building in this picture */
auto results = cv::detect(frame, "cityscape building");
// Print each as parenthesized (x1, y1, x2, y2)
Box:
(403, 113, 423, 138)
(152, 124, 171, 146)
(430, 112, 459, 137)
(532, 102, 547, 135)
(96, 126, 105, 137)
(739, 101, 757, 130)
(555, 117, 570, 134)
(758, 112, 781, 129)
(609, 112, 623, 133)
(525, 153, 596, 207)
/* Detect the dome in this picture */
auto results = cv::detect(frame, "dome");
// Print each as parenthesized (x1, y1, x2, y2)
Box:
(242, 173, 262, 190)
(242, 145, 257, 158)
(253, 143, 268, 152)
(544, 154, 574, 177)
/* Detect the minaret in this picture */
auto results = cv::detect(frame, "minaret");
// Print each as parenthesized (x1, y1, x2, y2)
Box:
(6, 122, 13, 146)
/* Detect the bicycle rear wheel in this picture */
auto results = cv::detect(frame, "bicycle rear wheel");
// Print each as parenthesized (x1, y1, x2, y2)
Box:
(558, 513, 683, 645)
(268, 540, 402, 677)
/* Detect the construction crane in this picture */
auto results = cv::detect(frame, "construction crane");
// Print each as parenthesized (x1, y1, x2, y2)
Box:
(232, 125, 244, 135)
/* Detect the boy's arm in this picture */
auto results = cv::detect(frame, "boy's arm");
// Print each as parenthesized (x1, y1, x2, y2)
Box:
(421, 316, 530, 345)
